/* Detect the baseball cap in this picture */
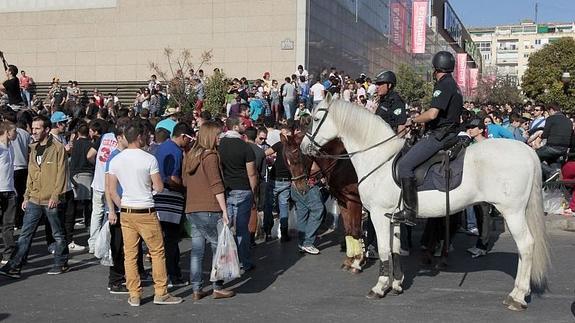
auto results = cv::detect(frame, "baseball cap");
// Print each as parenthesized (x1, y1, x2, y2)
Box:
(50, 111, 70, 124)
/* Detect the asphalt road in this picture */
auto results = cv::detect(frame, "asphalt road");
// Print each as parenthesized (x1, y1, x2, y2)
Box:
(0, 222, 573, 323)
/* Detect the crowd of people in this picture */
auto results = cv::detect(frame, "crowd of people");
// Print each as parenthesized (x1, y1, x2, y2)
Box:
(0, 53, 574, 307)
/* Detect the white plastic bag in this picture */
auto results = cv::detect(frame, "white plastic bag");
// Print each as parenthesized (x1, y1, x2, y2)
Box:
(543, 187, 566, 215)
(210, 226, 241, 282)
(94, 220, 113, 266)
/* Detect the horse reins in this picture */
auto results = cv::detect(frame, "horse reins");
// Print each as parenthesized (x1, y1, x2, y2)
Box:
(305, 102, 408, 160)
(305, 101, 410, 186)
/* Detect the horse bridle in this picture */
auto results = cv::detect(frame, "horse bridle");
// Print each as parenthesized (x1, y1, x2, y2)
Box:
(305, 106, 330, 149)
(305, 103, 407, 160)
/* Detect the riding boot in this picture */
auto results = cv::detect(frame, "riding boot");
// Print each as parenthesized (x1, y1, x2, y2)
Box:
(390, 177, 418, 226)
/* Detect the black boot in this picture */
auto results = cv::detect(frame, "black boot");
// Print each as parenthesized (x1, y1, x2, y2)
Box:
(388, 177, 418, 226)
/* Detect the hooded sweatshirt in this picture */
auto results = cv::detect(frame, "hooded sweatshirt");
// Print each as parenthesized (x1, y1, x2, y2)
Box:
(183, 149, 225, 213)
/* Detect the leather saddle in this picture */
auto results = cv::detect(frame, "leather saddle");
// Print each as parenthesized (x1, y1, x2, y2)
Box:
(392, 137, 469, 191)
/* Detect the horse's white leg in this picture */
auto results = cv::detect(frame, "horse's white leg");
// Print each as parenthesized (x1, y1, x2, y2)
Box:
(350, 238, 365, 272)
(390, 224, 404, 293)
(367, 211, 392, 298)
(501, 211, 533, 311)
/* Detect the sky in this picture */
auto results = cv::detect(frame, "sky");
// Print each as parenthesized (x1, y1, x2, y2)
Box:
(448, 0, 575, 28)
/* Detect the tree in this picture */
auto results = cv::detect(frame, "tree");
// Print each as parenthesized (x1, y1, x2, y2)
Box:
(203, 69, 228, 116)
(149, 48, 213, 113)
(522, 37, 575, 112)
(474, 76, 524, 106)
(395, 64, 433, 107)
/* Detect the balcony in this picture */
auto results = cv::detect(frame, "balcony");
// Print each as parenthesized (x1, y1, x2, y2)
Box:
(497, 47, 518, 53)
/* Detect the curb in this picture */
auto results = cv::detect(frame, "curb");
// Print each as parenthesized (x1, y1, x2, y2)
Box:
(544, 214, 575, 232)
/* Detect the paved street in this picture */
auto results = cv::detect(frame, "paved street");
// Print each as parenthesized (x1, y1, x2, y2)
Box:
(0, 220, 574, 323)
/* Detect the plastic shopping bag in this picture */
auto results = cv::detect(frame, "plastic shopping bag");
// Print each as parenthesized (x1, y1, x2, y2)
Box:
(94, 220, 113, 266)
(543, 187, 566, 215)
(210, 225, 241, 282)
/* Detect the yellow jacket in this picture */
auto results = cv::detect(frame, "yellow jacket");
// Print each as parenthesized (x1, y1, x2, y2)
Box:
(24, 136, 68, 205)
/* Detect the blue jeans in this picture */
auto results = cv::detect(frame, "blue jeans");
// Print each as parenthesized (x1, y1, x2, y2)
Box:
(264, 180, 291, 233)
(21, 89, 31, 107)
(291, 186, 324, 247)
(226, 190, 253, 269)
(283, 99, 295, 120)
(8, 202, 69, 269)
(187, 212, 224, 292)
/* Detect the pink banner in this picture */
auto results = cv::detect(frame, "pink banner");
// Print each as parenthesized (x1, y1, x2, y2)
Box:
(411, 0, 428, 54)
(390, 1, 406, 50)
(455, 53, 467, 92)
(469, 68, 479, 95)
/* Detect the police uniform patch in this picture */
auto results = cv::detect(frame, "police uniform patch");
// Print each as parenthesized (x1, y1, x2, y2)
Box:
(433, 90, 442, 97)
(393, 108, 402, 115)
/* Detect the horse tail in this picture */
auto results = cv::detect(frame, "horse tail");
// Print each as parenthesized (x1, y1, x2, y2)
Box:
(525, 157, 550, 290)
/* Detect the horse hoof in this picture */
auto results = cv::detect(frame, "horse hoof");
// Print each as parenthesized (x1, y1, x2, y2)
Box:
(350, 268, 362, 274)
(503, 296, 527, 311)
(366, 290, 385, 299)
(341, 264, 351, 271)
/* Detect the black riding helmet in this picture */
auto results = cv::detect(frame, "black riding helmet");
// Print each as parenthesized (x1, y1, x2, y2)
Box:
(374, 70, 397, 86)
(432, 51, 455, 73)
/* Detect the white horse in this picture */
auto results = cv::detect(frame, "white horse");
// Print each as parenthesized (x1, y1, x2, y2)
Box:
(301, 95, 550, 311)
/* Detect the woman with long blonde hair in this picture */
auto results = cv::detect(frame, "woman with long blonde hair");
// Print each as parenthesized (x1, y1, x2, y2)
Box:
(183, 121, 235, 300)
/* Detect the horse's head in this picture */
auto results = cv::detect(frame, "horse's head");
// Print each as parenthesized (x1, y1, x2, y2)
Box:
(282, 132, 312, 193)
(301, 93, 339, 156)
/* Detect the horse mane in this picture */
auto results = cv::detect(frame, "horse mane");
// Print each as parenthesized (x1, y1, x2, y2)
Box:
(326, 99, 398, 147)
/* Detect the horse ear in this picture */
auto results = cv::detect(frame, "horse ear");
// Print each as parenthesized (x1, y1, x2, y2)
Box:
(325, 92, 333, 106)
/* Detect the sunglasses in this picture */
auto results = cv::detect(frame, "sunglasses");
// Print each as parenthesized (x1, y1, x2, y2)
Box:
(534, 109, 541, 111)
(258, 137, 267, 141)
(184, 134, 194, 140)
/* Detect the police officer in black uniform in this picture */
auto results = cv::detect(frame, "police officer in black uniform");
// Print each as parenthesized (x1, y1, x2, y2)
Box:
(388, 51, 463, 226)
(374, 71, 407, 132)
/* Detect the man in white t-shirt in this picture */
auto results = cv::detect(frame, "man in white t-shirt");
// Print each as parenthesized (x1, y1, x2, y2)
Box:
(87, 130, 118, 253)
(310, 76, 325, 108)
(108, 120, 181, 307)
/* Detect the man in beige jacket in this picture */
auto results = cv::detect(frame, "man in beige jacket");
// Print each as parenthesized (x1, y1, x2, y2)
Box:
(0, 115, 69, 278)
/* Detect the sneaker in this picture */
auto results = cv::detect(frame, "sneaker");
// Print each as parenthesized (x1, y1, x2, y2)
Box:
(68, 241, 86, 252)
(301, 245, 320, 255)
(471, 248, 487, 258)
(545, 170, 561, 183)
(399, 248, 410, 256)
(168, 278, 189, 288)
(128, 296, 141, 307)
(213, 289, 236, 299)
(467, 228, 479, 236)
(47, 265, 70, 275)
(0, 260, 7, 266)
(47, 243, 56, 255)
(153, 293, 183, 305)
(0, 266, 21, 279)
(466, 247, 480, 255)
(109, 285, 130, 294)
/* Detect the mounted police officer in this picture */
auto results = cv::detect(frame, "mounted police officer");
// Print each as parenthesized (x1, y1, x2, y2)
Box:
(374, 71, 407, 133)
(387, 51, 463, 226)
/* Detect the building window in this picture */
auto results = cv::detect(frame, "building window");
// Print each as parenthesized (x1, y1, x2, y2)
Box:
(535, 39, 541, 45)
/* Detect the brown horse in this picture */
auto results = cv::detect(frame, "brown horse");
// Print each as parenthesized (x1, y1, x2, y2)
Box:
(282, 132, 365, 273)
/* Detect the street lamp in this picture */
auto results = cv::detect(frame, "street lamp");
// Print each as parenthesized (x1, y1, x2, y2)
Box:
(562, 71, 571, 95)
